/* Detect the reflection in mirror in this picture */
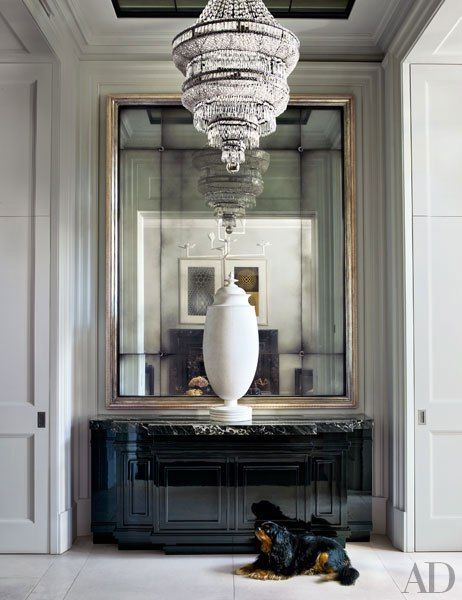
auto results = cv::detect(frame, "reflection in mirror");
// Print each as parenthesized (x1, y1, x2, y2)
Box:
(117, 104, 347, 401)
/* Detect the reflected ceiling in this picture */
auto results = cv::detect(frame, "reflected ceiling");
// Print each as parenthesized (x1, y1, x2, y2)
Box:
(111, 0, 356, 19)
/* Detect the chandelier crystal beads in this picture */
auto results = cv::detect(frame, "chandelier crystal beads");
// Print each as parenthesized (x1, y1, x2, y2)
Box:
(172, 0, 299, 173)
(193, 148, 270, 233)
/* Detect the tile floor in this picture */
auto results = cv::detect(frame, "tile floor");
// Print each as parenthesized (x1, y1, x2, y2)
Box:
(1, 535, 461, 600)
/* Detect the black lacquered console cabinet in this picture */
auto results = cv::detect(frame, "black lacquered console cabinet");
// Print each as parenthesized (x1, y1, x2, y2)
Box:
(90, 416, 372, 553)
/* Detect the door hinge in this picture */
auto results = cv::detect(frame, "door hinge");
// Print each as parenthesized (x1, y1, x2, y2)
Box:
(37, 412, 46, 428)
(417, 410, 426, 425)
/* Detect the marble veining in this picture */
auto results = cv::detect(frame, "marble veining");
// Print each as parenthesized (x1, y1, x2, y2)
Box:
(90, 414, 373, 436)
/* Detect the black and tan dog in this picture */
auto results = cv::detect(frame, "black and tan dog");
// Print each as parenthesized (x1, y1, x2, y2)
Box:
(236, 521, 360, 586)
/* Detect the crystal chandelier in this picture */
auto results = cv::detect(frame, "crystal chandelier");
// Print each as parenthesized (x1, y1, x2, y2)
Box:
(172, 0, 299, 173)
(193, 148, 270, 233)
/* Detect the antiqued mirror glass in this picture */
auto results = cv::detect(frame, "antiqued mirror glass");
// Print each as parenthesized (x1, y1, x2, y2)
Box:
(107, 96, 356, 408)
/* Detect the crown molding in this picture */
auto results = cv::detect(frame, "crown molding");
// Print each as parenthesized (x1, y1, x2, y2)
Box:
(373, 0, 414, 51)
(60, 0, 92, 46)
(0, 0, 53, 56)
(44, 0, 418, 62)
(386, 0, 445, 61)
(26, 0, 430, 63)
(22, 0, 81, 60)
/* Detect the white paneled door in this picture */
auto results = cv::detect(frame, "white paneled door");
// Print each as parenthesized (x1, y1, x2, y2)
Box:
(412, 65, 462, 550)
(0, 64, 52, 552)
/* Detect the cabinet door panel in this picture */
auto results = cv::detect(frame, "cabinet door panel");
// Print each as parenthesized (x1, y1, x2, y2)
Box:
(157, 458, 228, 530)
(237, 457, 306, 530)
(310, 453, 346, 527)
(122, 452, 153, 527)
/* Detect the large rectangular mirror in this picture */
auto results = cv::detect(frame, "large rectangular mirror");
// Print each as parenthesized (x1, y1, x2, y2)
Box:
(106, 94, 356, 409)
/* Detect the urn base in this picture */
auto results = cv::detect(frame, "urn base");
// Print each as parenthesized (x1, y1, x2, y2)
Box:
(209, 401, 252, 423)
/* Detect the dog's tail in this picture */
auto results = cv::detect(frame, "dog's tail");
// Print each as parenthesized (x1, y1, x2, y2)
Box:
(336, 564, 360, 586)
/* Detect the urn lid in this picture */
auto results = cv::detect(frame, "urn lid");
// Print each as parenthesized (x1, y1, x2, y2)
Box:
(211, 273, 252, 307)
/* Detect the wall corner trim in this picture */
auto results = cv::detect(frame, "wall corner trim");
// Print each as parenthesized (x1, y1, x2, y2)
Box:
(52, 507, 73, 555)
(387, 502, 411, 552)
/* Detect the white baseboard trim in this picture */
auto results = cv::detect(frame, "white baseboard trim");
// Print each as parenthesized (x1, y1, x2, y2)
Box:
(52, 507, 73, 554)
(372, 496, 388, 534)
(76, 498, 91, 537)
(387, 502, 410, 551)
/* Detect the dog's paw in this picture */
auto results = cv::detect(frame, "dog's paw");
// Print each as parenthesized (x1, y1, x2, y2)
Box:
(235, 564, 256, 576)
(267, 573, 289, 581)
(248, 570, 288, 581)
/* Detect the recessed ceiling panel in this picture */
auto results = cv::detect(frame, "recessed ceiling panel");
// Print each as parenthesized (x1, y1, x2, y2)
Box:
(111, 0, 356, 19)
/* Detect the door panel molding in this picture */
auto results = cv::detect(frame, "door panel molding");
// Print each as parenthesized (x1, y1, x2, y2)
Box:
(0, 63, 51, 553)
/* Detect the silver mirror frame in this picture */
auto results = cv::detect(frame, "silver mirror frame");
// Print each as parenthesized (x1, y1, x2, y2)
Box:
(105, 93, 357, 410)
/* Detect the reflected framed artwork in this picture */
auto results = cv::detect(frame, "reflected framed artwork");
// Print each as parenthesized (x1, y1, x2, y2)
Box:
(224, 258, 268, 325)
(179, 258, 223, 324)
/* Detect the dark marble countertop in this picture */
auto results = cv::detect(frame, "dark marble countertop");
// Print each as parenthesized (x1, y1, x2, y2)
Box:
(90, 414, 373, 436)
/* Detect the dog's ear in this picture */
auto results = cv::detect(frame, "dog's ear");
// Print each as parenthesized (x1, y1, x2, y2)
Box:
(269, 527, 294, 569)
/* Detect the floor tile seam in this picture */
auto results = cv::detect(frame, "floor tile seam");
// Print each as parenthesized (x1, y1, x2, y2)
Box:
(61, 549, 93, 600)
(23, 557, 59, 600)
(0, 555, 57, 580)
(370, 544, 412, 599)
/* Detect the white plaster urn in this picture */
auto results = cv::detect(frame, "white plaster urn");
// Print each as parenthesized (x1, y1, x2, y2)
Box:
(203, 274, 259, 422)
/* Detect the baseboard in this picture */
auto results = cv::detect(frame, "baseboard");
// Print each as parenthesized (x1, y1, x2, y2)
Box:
(53, 507, 73, 554)
(372, 496, 387, 534)
(387, 502, 408, 551)
(76, 498, 91, 537)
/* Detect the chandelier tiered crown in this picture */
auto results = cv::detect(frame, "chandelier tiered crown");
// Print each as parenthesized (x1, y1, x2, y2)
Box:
(172, 0, 299, 173)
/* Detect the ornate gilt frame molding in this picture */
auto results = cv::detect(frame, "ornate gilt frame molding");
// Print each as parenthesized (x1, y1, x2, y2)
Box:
(106, 93, 357, 409)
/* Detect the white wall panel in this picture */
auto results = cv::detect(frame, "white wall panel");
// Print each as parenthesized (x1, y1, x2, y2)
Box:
(430, 432, 462, 516)
(406, 0, 462, 63)
(0, 82, 35, 215)
(0, 217, 33, 404)
(411, 65, 462, 217)
(414, 216, 462, 402)
(0, 435, 34, 520)
(0, 65, 51, 217)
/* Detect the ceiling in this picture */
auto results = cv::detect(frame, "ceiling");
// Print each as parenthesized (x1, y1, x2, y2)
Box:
(0, 0, 51, 58)
(407, 0, 462, 61)
(54, 0, 414, 60)
(111, 0, 356, 19)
